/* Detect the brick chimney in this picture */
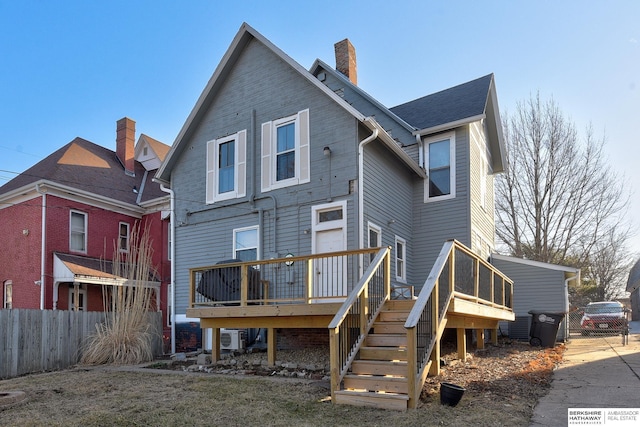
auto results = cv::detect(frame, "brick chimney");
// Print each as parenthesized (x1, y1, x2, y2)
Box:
(334, 39, 357, 85)
(116, 117, 136, 175)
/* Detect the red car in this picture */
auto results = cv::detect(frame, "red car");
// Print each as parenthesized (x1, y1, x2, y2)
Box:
(580, 301, 627, 335)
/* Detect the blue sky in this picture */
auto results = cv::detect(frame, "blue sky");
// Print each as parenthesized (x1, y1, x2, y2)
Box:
(1, 1, 638, 253)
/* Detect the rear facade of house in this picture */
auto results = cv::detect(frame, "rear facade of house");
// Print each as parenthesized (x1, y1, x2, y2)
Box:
(156, 24, 505, 346)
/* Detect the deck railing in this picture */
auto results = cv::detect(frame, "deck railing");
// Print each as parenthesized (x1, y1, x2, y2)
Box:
(404, 240, 513, 408)
(327, 247, 391, 401)
(189, 248, 381, 307)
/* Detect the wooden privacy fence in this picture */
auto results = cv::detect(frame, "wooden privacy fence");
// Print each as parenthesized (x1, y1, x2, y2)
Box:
(0, 309, 163, 379)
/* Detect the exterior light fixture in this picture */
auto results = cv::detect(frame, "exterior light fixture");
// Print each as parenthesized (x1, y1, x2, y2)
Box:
(323, 146, 331, 156)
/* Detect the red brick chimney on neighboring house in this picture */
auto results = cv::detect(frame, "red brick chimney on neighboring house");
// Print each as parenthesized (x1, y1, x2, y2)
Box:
(334, 39, 357, 85)
(116, 117, 135, 175)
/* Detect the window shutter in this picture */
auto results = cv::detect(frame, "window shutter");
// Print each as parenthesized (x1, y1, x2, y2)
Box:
(298, 109, 310, 184)
(206, 140, 216, 203)
(261, 121, 272, 192)
(237, 130, 247, 197)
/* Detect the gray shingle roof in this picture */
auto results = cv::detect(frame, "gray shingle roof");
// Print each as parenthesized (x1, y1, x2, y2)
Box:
(390, 74, 493, 131)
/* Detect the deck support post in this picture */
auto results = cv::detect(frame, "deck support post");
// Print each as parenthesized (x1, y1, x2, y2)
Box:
(329, 327, 339, 402)
(491, 328, 499, 345)
(406, 326, 417, 409)
(212, 327, 220, 362)
(477, 329, 485, 349)
(428, 339, 440, 376)
(267, 328, 276, 366)
(456, 328, 466, 361)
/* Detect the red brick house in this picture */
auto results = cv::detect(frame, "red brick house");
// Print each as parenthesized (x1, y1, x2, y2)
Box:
(0, 118, 172, 349)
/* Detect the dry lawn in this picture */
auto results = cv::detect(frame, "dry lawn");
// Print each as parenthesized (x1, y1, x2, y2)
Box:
(0, 341, 563, 427)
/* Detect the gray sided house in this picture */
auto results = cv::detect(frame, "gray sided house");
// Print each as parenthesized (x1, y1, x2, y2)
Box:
(491, 254, 581, 342)
(155, 23, 505, 340)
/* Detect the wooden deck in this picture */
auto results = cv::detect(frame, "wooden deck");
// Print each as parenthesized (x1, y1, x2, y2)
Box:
(187, 242, 514, 410)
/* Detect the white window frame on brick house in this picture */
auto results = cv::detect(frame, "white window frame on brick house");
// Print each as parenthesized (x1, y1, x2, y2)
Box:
(167, 222, 172, 261)
(206, 130, 247, 203)
(424, 131, 456, 202)
(3, 280, 12, 309)
(233, 225, 260, 261)
(68, 284, 86, 311)
(395, 236, 407, 283)
(118, 222, 130, 252)
(261, 109, 310, 192)
(166, 283, 172, 327)
(70, 210, 87, 253)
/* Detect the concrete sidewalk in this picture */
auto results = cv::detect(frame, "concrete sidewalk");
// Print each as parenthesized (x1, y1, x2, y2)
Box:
(530, 321, 640, 426)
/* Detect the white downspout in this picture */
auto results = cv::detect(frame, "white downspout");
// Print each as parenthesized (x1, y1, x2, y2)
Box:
(562, 272, 579, 340)
(358, 123, 379, 250)
(35, 184, 46, 310)
(160, 184, 176, 354)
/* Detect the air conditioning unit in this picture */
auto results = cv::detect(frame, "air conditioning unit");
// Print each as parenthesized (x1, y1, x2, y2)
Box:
(220, 329, 244, 350)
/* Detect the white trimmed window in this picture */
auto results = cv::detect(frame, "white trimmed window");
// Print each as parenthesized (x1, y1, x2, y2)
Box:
(118, 222, 130, 252)
(206, 130, 247, 203)
(395, 236, 407, 283)
(261, 109, 310, 192)
(167, 222, 172, 261)
(424, 131, 456, 202)
(233, 226, 259, 261)
(367, 222, 382, 262)
(3, 280, 12, 309)
(68, 284, 86, 311)
(368, 222, 381, 249)
(166, 283, 172, 327)
(70, 210, 87, 253)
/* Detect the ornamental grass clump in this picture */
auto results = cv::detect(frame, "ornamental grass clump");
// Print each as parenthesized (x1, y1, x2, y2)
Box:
(81, 222, 159, 365)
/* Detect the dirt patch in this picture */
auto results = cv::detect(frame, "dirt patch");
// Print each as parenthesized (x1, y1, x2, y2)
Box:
(0, 340, 564, 426)
(0, 391, 27, 410)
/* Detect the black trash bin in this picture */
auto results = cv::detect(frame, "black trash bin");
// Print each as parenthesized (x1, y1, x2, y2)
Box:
(528, 310, 565, 347)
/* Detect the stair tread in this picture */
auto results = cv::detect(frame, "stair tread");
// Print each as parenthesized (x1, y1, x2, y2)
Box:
(335, 390, 409, 400)
(361, 345, 406, 350)
(344, 374, 407, 381)
(352, 360, 407, 365)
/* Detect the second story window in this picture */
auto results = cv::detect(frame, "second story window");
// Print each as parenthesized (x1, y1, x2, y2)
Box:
(276, 121, 295, 181)
(70, 211, 87, 253)
(261, 109, 310, 192)
(424, 132, 456, 202)
(206, 130, 246, 203)
(119, 222, 130, 252)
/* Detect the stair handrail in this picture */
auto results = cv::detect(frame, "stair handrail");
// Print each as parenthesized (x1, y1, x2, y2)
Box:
(328, 246, 391, 401)
(403, 240, 457, 409)
(404, 239, 514, 408)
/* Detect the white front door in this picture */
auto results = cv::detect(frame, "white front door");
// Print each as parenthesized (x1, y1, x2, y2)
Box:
(312, 201, 347, 302)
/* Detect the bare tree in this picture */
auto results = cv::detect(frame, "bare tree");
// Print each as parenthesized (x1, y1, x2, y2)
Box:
(496, 93, 633, 290)
(581, 229, 634, 301)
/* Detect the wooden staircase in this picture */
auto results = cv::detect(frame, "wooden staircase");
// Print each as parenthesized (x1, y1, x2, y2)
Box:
(334, 299, 416, 411)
